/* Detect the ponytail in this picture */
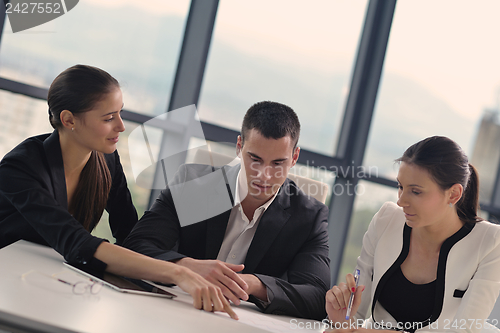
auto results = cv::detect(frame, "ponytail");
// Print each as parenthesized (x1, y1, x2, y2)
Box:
(456, 164, 482, 224)
(69, 151, 112, 231)
(48, 65, 118, 230)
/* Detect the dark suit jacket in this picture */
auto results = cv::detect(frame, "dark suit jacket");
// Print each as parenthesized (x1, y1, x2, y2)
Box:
(0, 130, 137, 271)
(124, 163, 330, 320)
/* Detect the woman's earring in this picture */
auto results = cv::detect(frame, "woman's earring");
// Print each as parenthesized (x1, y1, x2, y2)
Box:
(71, 128, 74, 131)
(449, 203, 453, 208)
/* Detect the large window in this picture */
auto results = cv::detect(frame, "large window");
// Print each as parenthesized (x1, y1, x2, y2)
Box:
(339, 180, 398, 279)
(0, 91, 53, 158)
(0, 0, 190, 116)
(198, 0, 368, 156)
(364, 0, 500, 206)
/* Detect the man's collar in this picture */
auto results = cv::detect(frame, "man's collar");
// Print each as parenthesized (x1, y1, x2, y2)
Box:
(235, 168, 280, 212)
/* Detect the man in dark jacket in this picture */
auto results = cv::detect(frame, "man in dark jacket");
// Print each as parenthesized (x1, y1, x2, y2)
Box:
(124, 101, 330, 320)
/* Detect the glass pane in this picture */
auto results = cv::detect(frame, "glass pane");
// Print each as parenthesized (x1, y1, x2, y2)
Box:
(471, 114, 500, 205)
(289, 163, 334, 206)
(0, 91, 53, 158)
(116, 120, 161, 217)
(364, 0, 500, 205)
(0, 0, 190, 116)
(198, 0, 368, 156)
(185, 137, 238, 166)
(93, 120, 162, 241)
(338, 180, 398, 283)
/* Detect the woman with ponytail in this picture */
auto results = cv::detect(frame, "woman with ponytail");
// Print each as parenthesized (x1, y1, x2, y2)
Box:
(0, 65, 237, 319)
(325, 136, 500, 333)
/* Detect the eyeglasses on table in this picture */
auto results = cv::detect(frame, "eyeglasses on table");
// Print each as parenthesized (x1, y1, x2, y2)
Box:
(21, 270, 103, 295)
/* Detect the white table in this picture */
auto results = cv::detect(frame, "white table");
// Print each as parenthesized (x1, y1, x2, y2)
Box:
(0, 241, 326, 333)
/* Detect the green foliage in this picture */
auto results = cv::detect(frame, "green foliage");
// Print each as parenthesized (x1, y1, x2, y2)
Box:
(337, 207, 378, 283)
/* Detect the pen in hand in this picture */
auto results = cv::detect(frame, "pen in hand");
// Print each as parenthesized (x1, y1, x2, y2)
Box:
(345, 269, 360, 320)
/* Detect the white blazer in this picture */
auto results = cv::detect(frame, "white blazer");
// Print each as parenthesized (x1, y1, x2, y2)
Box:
(354, 202, 500, 333)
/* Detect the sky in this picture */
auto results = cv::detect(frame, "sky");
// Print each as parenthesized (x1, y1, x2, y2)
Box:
(5, 0, 500, 140)
(85, 0, 190, 16)
(385, 0, 500, 121)
(84, 0, 500, 122)
(84, 0, 368, 73)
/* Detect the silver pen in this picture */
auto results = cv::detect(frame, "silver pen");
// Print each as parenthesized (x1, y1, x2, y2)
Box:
(345, 269, 360, 320)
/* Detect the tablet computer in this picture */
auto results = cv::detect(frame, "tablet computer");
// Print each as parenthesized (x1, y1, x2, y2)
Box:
(63, 262, 176, 299)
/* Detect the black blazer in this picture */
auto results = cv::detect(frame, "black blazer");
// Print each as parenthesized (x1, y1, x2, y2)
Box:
(124, 163, 330, 320)
(0, 131, 137, 270)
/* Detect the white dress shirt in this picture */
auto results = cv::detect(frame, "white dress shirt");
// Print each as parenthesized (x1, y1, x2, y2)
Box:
(217, 170, 279, 264)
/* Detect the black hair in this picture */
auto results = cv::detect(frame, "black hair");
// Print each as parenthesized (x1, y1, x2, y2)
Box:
(241, 101, 300, 150)
(397, 136, 482, 224)
(47, 64, 118, 231)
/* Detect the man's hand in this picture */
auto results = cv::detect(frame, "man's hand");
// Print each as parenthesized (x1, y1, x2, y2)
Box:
(239, 274, 268, 302)
(171, 265, 238, 320)
(176, 258, 249, 305)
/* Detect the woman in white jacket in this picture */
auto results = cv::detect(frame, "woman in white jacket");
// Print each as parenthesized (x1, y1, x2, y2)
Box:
(325, 136, 500, 333)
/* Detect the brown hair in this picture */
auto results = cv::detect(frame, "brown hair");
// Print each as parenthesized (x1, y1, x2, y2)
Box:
(397, 136, 482, 224)
(48, 64, 118, 231)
